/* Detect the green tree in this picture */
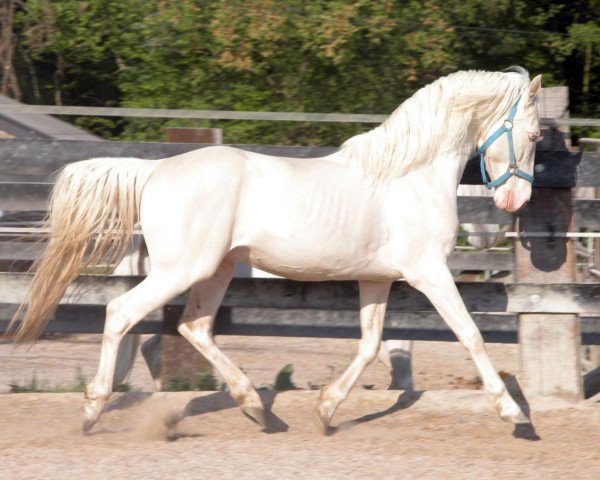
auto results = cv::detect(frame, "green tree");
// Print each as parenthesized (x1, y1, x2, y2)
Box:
(8, 0, 600, 144)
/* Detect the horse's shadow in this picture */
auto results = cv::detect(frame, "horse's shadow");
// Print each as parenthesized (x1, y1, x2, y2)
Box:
(504, 375, 541, 441)
(330, 379, 541, 441)
(170, 389, 289, 437)
(105, 391, 153, 413)
(329, 390, 424, 435)
(102, 382, 539, 441)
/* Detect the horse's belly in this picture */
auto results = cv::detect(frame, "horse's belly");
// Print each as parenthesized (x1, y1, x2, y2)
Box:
(228, 233, 394, 281)
(248, 253, 389, 281)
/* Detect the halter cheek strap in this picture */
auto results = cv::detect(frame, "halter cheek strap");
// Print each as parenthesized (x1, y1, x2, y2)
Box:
(478, 95, 535, 190)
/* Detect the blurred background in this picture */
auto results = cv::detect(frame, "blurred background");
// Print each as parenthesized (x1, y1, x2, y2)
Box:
(1, 0, 599, 146)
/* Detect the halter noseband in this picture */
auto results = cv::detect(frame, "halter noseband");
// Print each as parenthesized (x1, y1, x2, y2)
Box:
(478, 95, 535, 189)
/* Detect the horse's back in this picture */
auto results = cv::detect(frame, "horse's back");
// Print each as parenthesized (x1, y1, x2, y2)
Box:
(139, 145, 393, 280)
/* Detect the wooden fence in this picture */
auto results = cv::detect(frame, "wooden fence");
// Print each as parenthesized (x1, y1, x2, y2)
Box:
(1, 139, 600, 399)
(3, 102, 600, 126)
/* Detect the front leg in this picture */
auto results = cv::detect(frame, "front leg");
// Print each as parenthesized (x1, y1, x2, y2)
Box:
(315, 280, 392, 433)
(407, 261, 529, 424)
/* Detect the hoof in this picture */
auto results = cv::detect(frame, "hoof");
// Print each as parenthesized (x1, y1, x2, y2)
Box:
(497, 397, 530, 425)
(313, 401, 337, 435)
(82, 391, 107, 435)
(496, 392, 531, 425)
(82, 400, 101, 434)
(314, 387, 338, 435)
(82, 403, 101, 435)
(241, 406, 266, 428)
(313, 408, 332, 435)
(501, 410, 531, 425)
(82, 417, 97, 435)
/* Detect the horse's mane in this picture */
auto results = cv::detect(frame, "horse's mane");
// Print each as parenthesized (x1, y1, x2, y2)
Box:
(338, 67, 532, 182)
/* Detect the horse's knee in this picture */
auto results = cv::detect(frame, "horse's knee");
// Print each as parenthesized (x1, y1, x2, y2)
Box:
(104, 300, 130, 338)
(177, 321, 211, 349)
(359, 335, 381, 364)
(458, 328, 485, 352)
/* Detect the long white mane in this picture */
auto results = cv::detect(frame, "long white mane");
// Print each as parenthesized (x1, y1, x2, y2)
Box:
(339, 68, 531, 181)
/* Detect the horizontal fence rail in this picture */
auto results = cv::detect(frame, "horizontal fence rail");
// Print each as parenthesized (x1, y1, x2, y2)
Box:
(0, 104, 388, 123)
(1, 274, 599, 344)
(1, 103, 599, 127)
(3, 224, 600, 240)
(2, 305, 599, 345)
(2, 274, 600, 314)
(1, 139, 600, 188)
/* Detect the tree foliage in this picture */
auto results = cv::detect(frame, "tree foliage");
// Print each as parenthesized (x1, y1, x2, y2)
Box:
(6, 0, 600, 145)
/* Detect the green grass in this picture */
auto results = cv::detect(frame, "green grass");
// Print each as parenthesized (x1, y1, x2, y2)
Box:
(9, 364, 301, 394)
(164, 365, 298, 392)
(9, 369, 131, 393)
(163, 369, 218, 392)
(274, 364, 297, 391)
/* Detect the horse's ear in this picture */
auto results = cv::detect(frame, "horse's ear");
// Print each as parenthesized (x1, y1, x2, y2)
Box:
(527, 75, 542, 104)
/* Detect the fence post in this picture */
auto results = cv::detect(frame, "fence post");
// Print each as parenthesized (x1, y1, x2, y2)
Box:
(515, 187, 583, 401)
(590, 184, 600, 372)
(158, 305, 215, 390)
(157, 127, 223, 390)
(166, 127, 222, 144)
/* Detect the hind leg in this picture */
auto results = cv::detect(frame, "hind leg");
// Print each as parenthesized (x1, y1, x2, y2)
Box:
(83, 270, 194, 432)
(177, 260, 266, 427)
(112, 232, 150, 387)
(83, 157, 245, 431)
(315, 281, 391, 432)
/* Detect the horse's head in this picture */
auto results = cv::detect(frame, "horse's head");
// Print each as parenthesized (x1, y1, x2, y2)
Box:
(478, 75, 542, 213)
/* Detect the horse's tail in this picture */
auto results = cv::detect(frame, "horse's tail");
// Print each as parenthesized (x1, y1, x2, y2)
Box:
(9, 157, 158, 342)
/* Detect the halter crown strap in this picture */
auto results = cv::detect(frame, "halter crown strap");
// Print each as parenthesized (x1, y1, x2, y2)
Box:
(478, 95, 535, 189)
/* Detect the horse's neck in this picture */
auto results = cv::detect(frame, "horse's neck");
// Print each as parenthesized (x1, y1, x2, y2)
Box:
(333, 97, 479, 184)
(419, 151, 471, 200)
(390, 104, 478, 194)
(326, 147, 470, 201)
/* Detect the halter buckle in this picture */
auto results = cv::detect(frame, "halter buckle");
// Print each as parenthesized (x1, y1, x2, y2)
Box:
(508, 164, 518, 174)
(503, 119, 513, 130)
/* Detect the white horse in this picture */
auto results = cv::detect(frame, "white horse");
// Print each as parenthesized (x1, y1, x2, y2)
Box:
(113, 184, 507, 392)
(11, 68, 542, 434)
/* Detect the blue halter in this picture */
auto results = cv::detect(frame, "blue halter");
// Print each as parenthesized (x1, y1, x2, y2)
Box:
(478, 95, 535, 189)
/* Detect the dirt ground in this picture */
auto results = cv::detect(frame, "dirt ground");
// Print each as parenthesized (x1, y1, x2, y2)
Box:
(1, 335, 599, 479)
